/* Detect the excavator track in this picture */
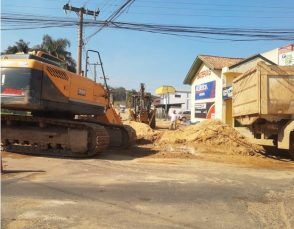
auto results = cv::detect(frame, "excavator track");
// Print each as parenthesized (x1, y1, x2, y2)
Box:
(72, 119, 137, 150)
(95, 121, 137, 149)
(1, 115, 110, 158)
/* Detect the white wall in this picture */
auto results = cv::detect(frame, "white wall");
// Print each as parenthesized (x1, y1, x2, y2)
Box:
(261, 48, 279, 64)
(158, 89, 191, 110)
(191, 64, 223, 123)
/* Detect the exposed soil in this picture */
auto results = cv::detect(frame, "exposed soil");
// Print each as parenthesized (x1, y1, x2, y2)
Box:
(1, 111, 293, 170)
(120, 117, 294, 169)
(124, 119, 264, 156)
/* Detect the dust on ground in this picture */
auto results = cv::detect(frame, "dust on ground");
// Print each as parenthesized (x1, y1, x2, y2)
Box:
(121, 118, 294, 168)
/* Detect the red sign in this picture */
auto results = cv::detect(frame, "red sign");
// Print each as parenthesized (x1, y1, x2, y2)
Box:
(197, 69, 211, 79)
(195, 102, 215, 119)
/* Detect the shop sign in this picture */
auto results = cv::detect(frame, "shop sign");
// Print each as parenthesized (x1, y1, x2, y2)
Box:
(197, 69, 211, 79)
(195, 80, 216, 100)
(195, 102, 215, 119)
(279, 51, 294, 66)
(222, 86, 232, 99)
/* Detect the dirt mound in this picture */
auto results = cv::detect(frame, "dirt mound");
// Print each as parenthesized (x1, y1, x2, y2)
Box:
(123, 121, 163, 143)
(157, 119, 264, 156)
(124, 119, 264, 156)
(123, 121, 154, 136)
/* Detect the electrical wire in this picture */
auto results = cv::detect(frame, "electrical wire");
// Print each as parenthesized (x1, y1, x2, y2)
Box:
(2, 12, 294, 41)
(83, 0, 136, 44)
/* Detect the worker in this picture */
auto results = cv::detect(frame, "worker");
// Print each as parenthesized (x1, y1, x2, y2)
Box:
(169, 110, 178, 130)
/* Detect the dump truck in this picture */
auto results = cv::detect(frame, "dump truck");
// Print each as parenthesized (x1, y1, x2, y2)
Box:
(232, 61, 294, 159)
(1, 51, 136, 158)
(129, 83, 156, 128)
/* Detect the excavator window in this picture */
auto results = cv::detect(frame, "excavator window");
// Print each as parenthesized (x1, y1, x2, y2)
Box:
(40, 53, 67, 70)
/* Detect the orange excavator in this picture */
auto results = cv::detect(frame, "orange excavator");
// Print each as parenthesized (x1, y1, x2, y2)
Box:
(1, 50, 136, 158)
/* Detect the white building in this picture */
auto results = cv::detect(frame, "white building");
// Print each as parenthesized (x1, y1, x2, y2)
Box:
(155, 86, 191, 112)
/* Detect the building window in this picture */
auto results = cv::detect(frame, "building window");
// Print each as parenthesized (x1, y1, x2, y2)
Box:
(175, 94, 181, 98)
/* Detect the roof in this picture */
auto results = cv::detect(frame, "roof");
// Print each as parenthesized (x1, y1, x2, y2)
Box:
(183, 55, 244, 85)
(198, 55, 244, 69)
(155, 86, 176, 95)
(229, 54, 276, 69)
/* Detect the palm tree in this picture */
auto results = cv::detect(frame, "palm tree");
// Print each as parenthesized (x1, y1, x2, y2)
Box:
(16, 39, 30, 53)
(3, 45, 18, 54)
(33, 34, 76, 73)
(3, 39, 30, 54)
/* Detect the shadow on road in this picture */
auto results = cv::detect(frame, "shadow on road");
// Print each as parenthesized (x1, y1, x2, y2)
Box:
(97, 144, 159, 161)
(262, 146, 292, 162)
(2, 170, 46, 174)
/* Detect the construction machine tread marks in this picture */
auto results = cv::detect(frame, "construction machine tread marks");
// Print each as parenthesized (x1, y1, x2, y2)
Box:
(1, 114, 110, 158)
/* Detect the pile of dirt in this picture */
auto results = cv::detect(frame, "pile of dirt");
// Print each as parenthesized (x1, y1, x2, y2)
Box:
(157, 119, 264, 156)
(123, 121, 154, 136)
(123, 121, 163, 143)
(125, 119, 264, 156)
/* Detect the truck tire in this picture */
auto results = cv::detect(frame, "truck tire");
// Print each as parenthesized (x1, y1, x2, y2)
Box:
(290, 131, 294, 160)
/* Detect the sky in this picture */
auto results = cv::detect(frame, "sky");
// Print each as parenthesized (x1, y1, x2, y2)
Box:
(1, 0, 294, 94)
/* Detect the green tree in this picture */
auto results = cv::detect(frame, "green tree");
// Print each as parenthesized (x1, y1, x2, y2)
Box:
(3, 39, 30, 54)
(32, 34, 76, 73)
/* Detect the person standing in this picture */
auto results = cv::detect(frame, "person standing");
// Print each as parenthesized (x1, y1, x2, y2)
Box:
(169, 110, 178, 130)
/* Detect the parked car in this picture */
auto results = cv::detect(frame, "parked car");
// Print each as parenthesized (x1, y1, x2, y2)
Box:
(179, 110, 191, 121)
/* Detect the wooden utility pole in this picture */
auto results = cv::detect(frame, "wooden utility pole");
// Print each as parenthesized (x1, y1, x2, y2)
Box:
(87, 62, 99, 82)
(63, 3, 99, 75)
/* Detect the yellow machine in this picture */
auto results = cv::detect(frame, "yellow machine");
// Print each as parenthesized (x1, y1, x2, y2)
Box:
(129, 83, 156, 129)
(1, 51, 136, 158)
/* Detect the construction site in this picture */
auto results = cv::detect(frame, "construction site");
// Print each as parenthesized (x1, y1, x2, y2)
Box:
(1, 40, 293, 229)
(2, 110, 294, 229)
(1, 1, 294, 227)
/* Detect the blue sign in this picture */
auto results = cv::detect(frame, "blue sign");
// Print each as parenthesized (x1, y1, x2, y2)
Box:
(195, 80, 216, 100)
(222, 86, 232, 99)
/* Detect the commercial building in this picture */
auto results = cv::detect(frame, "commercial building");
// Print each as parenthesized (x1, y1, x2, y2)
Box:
(154, 86, 191, 116)
(183, 44, 293, 127)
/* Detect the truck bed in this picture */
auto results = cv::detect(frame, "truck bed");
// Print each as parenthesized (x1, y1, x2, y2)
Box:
(232, 62, 294, 124)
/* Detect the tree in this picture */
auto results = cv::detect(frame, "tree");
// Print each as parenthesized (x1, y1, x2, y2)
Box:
(2, 35, 76, 72)
(109, 87, 127, 102)
(32, 34, 76, 73)
(3, 39, 30, 54)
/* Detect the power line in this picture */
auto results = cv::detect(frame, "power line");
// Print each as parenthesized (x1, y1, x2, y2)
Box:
(21, 0, 294, 11)
(2, 13, 293, 41)
(83, 0, 136, 44)
(63, 3, 100, 74)
(3, 3, 294, 15)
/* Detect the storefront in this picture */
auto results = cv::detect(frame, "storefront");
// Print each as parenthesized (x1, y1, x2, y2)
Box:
(183, 55, 243, 125)
(183, 54, 276, 127)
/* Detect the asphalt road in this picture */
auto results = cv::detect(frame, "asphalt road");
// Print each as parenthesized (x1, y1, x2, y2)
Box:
(2, 151, 294, 229)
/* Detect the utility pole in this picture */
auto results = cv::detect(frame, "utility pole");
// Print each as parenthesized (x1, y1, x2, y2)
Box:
(100, 75, 109, 88)
(87, 63, 99, 82)
(63, 3, 99, 75)
(165, 86, 168, 119)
